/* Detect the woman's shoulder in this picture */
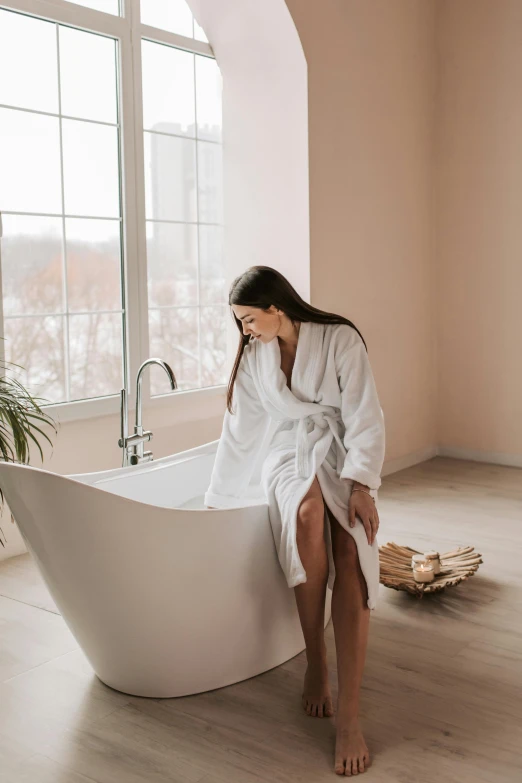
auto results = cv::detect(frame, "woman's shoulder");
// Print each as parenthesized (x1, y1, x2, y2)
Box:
(325, 321, 363, 348)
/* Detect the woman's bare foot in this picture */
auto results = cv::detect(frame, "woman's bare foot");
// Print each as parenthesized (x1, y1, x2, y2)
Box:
(301, 661, 334, 717)
(334, 712, 371, 775)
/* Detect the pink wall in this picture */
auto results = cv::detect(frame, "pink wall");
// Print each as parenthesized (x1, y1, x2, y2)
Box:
(286, 0, 521, 466)
(436, 0, 522, 461)
(286, 0, 438, 468)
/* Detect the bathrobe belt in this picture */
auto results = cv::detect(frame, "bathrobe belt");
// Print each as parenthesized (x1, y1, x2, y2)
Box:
(294, 410, 346, 479)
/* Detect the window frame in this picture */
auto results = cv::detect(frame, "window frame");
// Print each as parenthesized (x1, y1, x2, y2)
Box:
(0, 0, 226, 424)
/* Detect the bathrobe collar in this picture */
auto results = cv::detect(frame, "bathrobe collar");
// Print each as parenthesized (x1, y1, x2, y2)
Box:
(249, 321, 346, 478)
(253, 321, 322, 413)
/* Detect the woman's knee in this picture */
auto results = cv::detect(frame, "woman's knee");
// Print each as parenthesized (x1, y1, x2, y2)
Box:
(296, 496, 325, 542)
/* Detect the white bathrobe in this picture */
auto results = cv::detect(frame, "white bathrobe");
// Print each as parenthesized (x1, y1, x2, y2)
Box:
(203, 321, 386, 610)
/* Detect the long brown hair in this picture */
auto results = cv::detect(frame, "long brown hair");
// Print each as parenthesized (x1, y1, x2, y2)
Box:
(226, 265, 367, 413)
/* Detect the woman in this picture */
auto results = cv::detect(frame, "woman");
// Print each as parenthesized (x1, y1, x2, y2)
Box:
(204, 266, 385, 776)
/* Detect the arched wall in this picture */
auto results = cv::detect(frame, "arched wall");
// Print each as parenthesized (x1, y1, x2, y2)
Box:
(187, 0, 310, 354)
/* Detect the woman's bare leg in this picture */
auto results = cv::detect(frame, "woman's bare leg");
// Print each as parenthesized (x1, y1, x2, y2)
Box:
(293, 475, 334, 718)
(327, 503, 372, 776)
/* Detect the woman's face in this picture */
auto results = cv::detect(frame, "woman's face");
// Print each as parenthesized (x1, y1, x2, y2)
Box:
(231, 305, 280, 342)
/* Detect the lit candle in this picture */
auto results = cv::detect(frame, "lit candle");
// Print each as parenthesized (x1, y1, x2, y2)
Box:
(413, 562, 435, 583)
(411, 553, 429, 569)
(423, 550, 441, 575)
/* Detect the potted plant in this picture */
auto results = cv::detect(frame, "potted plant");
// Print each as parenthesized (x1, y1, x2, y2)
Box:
(0, 356, 57, 547)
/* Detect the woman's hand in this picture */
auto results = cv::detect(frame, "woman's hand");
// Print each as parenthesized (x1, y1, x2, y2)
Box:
(348, 489, 379, 545)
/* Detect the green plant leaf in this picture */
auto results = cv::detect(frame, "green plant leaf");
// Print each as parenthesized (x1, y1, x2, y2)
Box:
(0, 359, 57, 547)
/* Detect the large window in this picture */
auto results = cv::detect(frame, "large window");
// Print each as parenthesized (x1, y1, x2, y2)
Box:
(0, 0, 225, 412)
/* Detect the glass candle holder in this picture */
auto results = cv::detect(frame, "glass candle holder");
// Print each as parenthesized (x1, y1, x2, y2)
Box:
(413, 562, 435, 583)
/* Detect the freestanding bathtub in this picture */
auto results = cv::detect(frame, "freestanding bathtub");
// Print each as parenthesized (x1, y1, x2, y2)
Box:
(0, 439, 332, 697)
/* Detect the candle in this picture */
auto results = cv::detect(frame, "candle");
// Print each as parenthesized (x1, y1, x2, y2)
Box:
(413, 562, 435, 583)
(423, 550, 441, 575)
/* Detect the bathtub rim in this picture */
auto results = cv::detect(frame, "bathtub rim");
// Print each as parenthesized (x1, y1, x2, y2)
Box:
(69, 437, 218, 484)
(0, 440, 268, 514)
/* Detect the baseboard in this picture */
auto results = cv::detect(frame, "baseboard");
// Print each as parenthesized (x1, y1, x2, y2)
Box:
(437, 445, 522, 469)
(381, 445, 438, 478)
(382, 443, 522, 477)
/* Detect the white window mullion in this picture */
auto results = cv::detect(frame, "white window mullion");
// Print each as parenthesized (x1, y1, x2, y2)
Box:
(114, 22, 137, 410)
(55, 21, 71, 401)
(126, 0, 152, 410)
(193, 49, 202, 389)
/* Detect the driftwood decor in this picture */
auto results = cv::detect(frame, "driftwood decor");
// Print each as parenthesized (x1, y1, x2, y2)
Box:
(378, 542, 483, 597)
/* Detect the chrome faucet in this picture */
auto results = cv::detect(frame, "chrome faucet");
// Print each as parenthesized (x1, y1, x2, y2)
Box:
(119, 358, 177, 466)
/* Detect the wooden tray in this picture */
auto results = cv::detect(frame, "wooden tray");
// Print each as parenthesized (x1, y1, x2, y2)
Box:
(378, 542, 483, 597)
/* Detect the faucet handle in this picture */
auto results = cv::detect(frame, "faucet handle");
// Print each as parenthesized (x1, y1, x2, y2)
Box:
(125, 431, 152, 447)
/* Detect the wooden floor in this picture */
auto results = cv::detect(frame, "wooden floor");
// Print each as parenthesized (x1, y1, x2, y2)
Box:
(0, 456, 521, 782)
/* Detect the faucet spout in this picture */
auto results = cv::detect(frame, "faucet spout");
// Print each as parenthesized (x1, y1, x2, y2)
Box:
(119, 358, 177, 467)
(135, 359, 177, 430)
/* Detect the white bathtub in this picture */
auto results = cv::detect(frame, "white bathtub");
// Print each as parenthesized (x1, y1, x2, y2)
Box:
(0, 440, 332, 697)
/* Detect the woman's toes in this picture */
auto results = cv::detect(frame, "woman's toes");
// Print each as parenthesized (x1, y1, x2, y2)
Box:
(302, 687, 335, 718)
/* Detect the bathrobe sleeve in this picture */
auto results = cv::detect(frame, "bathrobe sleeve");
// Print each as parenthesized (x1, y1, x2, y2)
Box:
(334, 325, 386, 491)
(204, 353, 272, 509)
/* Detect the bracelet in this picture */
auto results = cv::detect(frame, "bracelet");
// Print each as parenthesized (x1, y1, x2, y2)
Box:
(351, 488, 375, 503)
